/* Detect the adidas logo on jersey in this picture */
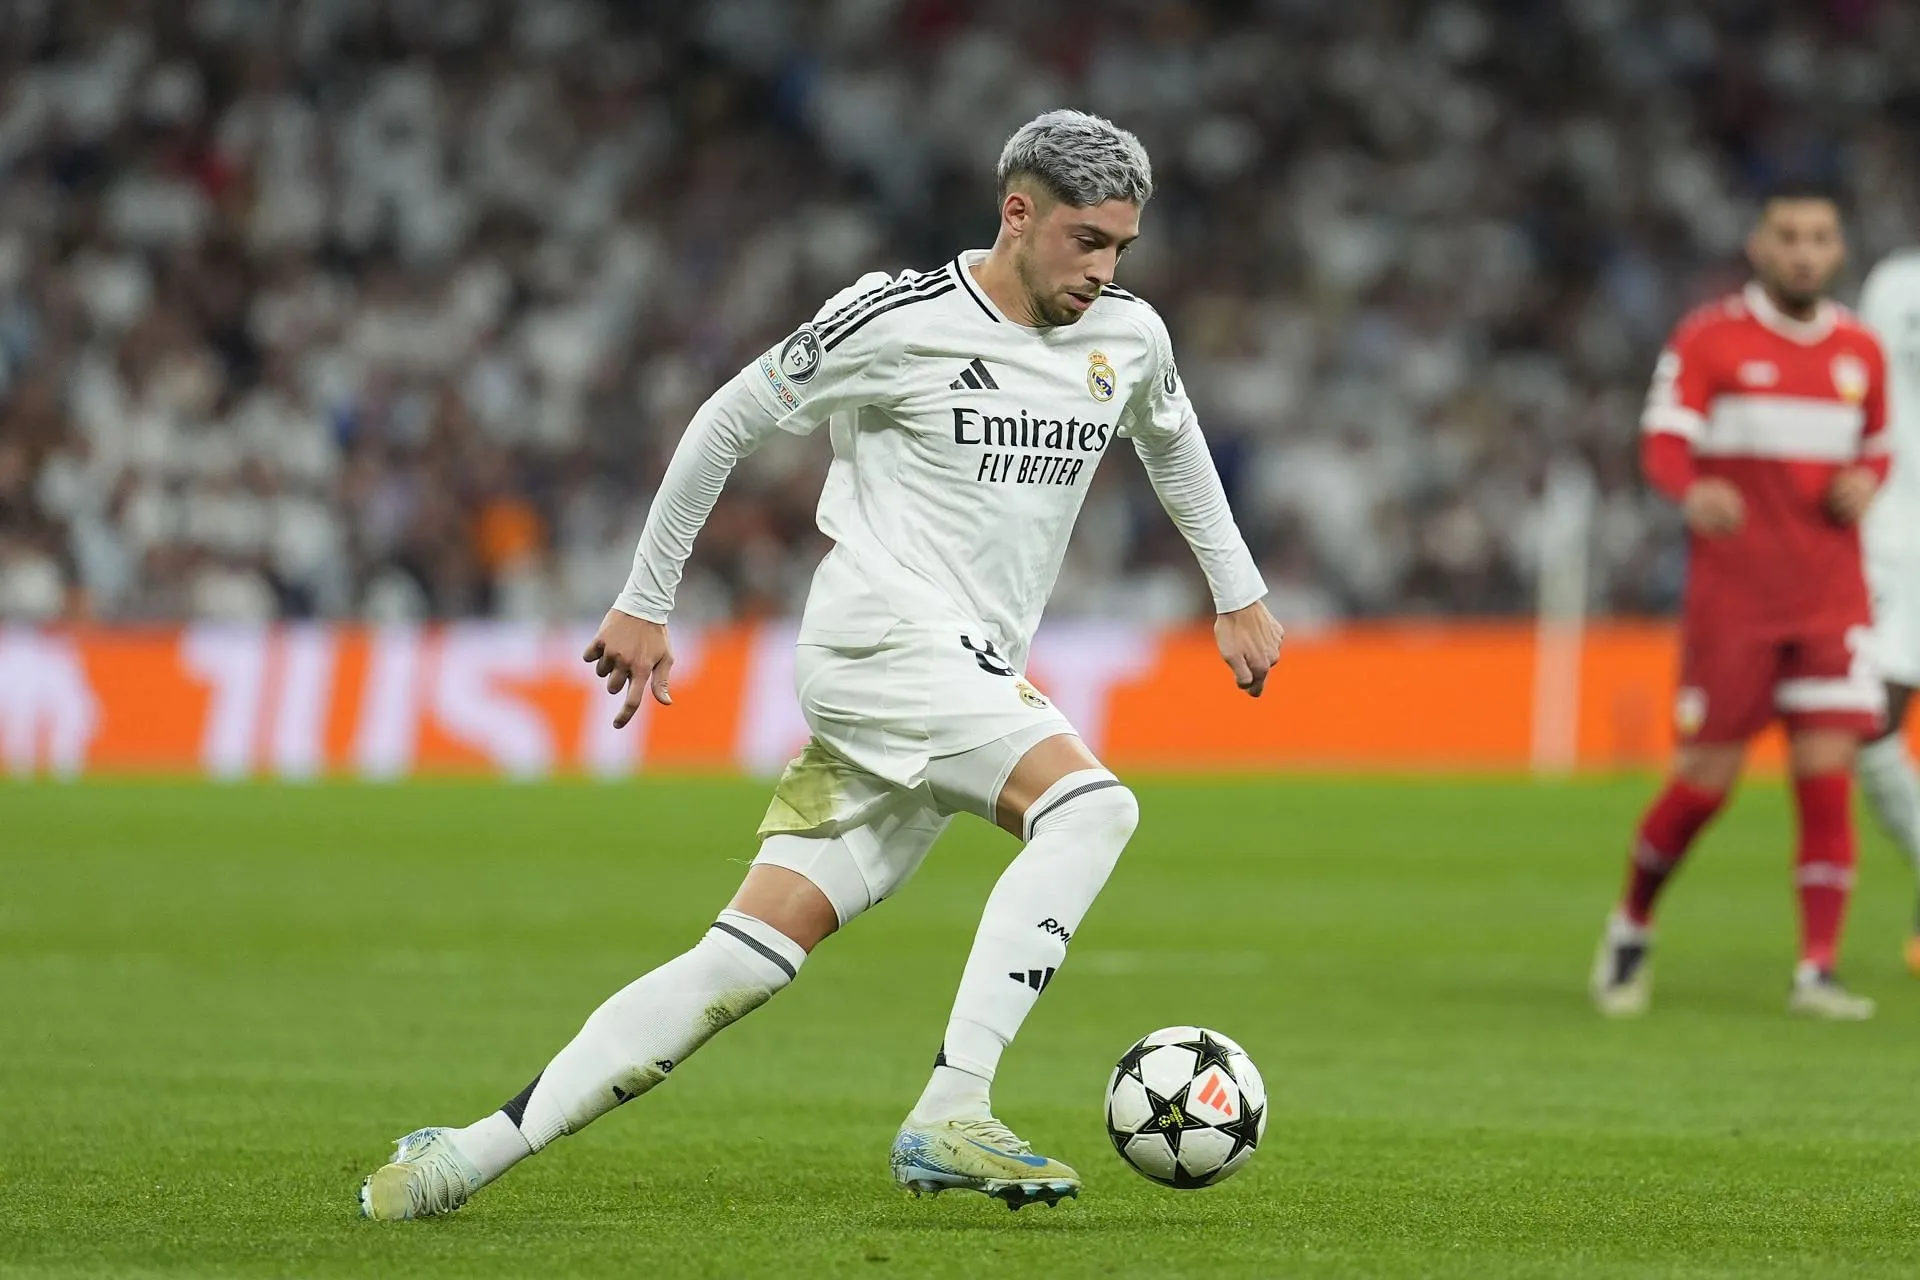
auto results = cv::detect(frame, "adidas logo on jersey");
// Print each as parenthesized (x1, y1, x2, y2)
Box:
(948, 357, 1000, 391)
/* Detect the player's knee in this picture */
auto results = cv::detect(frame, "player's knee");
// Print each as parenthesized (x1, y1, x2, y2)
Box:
(1028, 771, 1139, 859)
(1672, 745, 1743, 795)
(700, 909, 809, 998)
(1096, 783, 1142, 845)
(749, 835, 871, 936)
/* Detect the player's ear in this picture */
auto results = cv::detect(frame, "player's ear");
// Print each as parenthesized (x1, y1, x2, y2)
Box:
(1002, 189, 1035, 237)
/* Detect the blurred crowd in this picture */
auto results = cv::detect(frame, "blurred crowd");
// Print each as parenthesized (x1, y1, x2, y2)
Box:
(1, 0, 1916, 627)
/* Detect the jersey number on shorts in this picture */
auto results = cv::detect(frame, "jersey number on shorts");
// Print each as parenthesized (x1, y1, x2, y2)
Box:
(960, 635, 1015, 677)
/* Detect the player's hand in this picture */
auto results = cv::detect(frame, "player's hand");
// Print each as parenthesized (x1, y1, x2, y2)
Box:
(1681, 478, 1745, 538)
(583, 608, 674, 728)
(1824, 465, 1881, 526)
(1214, 601, 1285, 698)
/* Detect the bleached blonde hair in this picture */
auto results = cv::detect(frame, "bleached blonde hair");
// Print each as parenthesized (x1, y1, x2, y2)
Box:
(997, 110, 1153, 207)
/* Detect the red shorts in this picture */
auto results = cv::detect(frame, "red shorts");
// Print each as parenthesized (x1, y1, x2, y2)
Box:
(1676, 622, 1885, 744)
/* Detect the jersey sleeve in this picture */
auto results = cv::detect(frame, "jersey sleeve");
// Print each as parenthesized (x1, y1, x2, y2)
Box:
(1117, 312, 1195, 443)
(1641, 432, 1698, 502)
(1118, 312, 1268, 613)
(611, 274, 906, 622)
(1861, 334, 1892, 478)
(740, 271, 908, 435)
(1640, 321, 1715, 445)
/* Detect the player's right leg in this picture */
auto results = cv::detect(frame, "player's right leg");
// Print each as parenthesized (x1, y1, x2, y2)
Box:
(1592, 741, 1741, 1016)
(1593, 628, 1769, 1016)
(358, 863, 835, 1221)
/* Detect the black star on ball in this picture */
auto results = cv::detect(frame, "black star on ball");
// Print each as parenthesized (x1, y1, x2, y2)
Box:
(1215, 1098, 1265, 1164)
(1172, 1030, 1239, 1079)
(1113, 1037, 1155, 1083)
(1167, 1163, 1215, 1190)
(1144, 1081, 1213, 1158)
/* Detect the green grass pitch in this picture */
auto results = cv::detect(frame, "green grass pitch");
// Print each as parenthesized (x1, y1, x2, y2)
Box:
(5, 776, 1920, 1278)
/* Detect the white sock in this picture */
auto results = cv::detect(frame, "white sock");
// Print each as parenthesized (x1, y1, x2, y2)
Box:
(456, 909, 806, 1185)
(1859, 734, 1920, 872)
(449, 1111, 531, 1183)
(914, 1061, 993, 1122)
(909, 770, 1138, 1124)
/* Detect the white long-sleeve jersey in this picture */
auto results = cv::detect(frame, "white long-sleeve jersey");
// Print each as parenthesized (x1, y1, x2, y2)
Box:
(616, 251, 1267, 661)
(1860, 251, 1920, 564)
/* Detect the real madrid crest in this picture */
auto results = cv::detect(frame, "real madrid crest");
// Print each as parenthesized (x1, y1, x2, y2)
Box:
(1014, 677, 1051, 709)
(1087, 350, 1117, 402)
(1830, 353, 1869, 404)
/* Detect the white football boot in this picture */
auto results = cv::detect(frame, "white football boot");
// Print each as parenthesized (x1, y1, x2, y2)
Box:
(1787, 963, 1876, 1020)
(359, 1127, 485, 1220)
(890, 1117, 1079, 1210)
(1590, 910, 1653, 1017)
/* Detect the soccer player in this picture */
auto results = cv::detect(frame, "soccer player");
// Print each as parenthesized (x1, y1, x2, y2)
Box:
(1590, 181, 1890, 1020)
(359, 110, 1283, 1219)
(1855, 250, 1920, 969)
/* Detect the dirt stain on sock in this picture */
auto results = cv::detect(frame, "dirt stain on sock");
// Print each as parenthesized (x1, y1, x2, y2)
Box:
(702, 987, 772, 1035)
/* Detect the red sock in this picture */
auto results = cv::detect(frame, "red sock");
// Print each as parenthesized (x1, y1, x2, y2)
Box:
(1794, 772, 1857, 971)
(1623, 780, 1726, 926)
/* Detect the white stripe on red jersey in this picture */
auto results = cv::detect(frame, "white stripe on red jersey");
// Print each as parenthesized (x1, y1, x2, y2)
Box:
(1694, 395, 1864, 463)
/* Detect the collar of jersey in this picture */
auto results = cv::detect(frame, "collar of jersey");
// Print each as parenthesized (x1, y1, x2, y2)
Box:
(953, 250, 1047, 333)
(1744, 281, 1838, 346)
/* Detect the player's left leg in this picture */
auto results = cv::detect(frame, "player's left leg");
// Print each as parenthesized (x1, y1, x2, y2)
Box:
(893, 732, 1137, 1207)
(1785, 726, 1875, 1020)
(1777, 628, 1887, 1018)
(360, 864, 834, 1220)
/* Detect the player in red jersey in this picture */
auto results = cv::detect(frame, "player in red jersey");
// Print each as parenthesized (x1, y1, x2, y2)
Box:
(1592, 181, 1892, 1019)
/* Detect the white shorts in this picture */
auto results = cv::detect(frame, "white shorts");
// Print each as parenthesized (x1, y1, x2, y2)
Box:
(753, 624, 1077, 924)
(1869, 556, 1920, 687)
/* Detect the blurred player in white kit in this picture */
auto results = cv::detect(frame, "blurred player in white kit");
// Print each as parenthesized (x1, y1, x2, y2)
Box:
(1858, 250, 1920, 968)
(357, 109, 1283, 1219)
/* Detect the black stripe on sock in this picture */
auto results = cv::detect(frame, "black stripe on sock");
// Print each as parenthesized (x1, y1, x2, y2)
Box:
(1026, 777, 1125, 835)
(710, 920, 797, 980)
(500, 1071, 542, 1127)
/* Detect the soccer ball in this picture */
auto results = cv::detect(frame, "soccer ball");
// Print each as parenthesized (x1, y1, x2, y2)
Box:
(1105, 1025, 1266, 1188)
